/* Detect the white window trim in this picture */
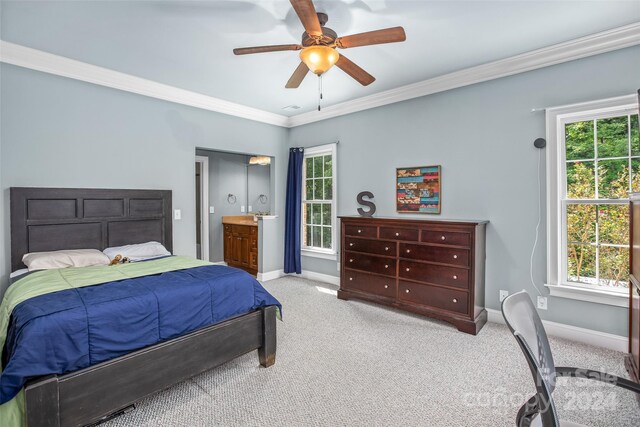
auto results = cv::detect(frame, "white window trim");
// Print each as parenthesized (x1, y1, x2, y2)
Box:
(546, 94, 637, 307)
(301, 143, 337, 261)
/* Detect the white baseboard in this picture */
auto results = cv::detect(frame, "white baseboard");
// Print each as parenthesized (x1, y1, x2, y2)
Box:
(257, 269, 284, 282)
(295, 270, 340, 286)
(486, 308, 627, 352)
(257, 268, 340, 286)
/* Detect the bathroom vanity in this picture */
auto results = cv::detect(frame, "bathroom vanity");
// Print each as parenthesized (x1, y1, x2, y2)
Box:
(222, 216, 258, 276)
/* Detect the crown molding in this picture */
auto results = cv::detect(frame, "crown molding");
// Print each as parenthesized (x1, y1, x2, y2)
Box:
(0, 40, 290, 127)
(1, 22, 639, 129)
(288, 22, 640, 127)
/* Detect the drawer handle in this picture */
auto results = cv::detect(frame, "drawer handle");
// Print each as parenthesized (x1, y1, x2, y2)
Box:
(358, 229, 362, 233)
(452, 298, 458, 303)
(405, 289, 410, 293)
(453, 275, 458, 280)
(405, 267, 410, 272)
(384, 285, 389, 289)
(349, 259, 354, 263)
(406, 249, 411, 253)
(441, 235, 446, 240)
(453, 255, 458, 259)
(395, 232, 400, 237)
(349, 243, 354, 247)
(385, 247, 389, 251)
(349, 277, 353, 281)
(385, 264, 389, 269)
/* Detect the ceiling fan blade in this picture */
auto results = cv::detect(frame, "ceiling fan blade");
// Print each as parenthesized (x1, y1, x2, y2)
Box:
(286, 62, 310, 88)
(336, 55, 375, 86)
(335, 26, 406, 49)
(290, 0, 322, 37)
(233, 44, 302, 55)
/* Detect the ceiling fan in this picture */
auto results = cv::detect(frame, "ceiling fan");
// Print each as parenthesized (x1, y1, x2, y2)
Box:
(233, 0, 407, 89)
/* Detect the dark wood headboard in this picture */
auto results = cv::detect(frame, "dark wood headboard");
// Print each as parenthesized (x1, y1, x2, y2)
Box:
(10, 187, 173, 271)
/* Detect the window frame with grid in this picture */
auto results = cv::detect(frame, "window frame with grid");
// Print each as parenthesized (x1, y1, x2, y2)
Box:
(301, 144, 337, 259)
(546, 95, 638, 307)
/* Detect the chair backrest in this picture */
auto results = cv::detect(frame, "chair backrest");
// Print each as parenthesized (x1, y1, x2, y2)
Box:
(502, 291, 559, 426)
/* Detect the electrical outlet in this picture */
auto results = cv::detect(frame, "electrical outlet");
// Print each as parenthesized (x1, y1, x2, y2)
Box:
(248, 205, 252, 212)
(537, 296, 548, 310)
(499, 290, 509, 302)
(241, 205, 245, 213)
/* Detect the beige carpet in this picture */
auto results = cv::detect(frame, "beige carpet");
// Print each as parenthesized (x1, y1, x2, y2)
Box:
(104, 276, 638, 426)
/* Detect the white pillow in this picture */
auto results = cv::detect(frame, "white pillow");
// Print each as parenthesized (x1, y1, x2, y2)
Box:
(22, 249, 110, 271)
(103, 241, 171, 262)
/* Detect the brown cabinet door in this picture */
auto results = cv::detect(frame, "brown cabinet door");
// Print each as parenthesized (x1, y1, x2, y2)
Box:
(238, 235, 250, 267)
(224, 231, 233, 262)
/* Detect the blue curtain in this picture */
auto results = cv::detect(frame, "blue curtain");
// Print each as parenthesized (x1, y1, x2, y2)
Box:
(284, 147, 304, 274)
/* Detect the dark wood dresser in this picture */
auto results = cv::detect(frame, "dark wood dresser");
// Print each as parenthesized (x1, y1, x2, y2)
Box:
(627, 193, 640, 386)
(338, 216, 488, 335)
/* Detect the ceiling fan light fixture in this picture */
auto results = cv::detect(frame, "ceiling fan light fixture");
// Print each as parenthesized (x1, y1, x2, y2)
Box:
(299, 45, 339, 75)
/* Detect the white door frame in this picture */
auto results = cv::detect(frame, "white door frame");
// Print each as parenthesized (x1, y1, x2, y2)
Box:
(195, 155, 210, 261)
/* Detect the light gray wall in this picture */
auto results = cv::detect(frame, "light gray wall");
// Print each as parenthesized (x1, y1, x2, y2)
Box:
(288, 45, 640, 337)
(196, 150, 249, 263)
(0, 63, 288, 298)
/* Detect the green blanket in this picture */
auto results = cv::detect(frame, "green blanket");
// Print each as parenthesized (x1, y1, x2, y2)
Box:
(0, 256, 211, 426)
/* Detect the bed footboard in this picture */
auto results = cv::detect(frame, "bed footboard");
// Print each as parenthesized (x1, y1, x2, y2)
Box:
(24, 306, 277, 427)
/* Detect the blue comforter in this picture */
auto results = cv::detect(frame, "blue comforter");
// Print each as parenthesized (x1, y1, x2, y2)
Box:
(0, 265, 281, 403)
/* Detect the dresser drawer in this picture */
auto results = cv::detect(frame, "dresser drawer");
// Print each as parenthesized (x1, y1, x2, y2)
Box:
(344, 224, 377, 238)
(345, 251, 396, 277)
(399, 260, 469, 289)
(345, 237, 396, 256)
(421, 230, 470, 247)
(398, 281, 468, 315)
(342, 269, 396, 298)
(400, 243, 470, 267)
(379, 226, 419, 241)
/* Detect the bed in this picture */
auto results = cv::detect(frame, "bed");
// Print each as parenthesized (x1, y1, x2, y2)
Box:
(3, 187, 279, 427)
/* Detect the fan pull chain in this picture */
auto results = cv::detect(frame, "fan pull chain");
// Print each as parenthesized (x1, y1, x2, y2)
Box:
(317, 75, 323, 111)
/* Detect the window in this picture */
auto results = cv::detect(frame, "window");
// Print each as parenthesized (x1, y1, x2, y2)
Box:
(547, 95, 638, 306)
(302, 144, 337, 258)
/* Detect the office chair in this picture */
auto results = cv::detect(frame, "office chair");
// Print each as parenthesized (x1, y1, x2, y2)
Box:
(501, 291, 640, 426)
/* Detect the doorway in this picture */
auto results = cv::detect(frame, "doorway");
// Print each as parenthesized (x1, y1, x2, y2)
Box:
(195, 155, 209, 261)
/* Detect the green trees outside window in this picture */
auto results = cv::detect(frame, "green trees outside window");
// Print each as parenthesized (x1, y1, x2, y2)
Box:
(565, 114, 639, 288)
(302, 154, 333, 250)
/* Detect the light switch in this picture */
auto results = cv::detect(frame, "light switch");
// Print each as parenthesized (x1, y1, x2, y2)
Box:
(174, 209, 181, 220)
(209, 206, 215, 214)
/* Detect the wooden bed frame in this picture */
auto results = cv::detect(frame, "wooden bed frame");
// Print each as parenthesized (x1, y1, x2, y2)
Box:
(9, 187, 277, 427)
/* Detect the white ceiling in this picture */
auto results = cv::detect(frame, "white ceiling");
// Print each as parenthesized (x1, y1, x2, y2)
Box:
(1, 1, 639, 116)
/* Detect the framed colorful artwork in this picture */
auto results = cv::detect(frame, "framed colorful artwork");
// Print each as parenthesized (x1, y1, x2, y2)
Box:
(396, 165, 441, 214)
